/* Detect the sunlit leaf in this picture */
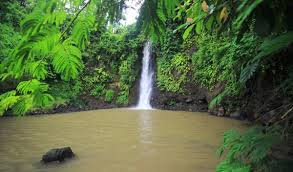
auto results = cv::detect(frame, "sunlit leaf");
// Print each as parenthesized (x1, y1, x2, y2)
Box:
(206, 16, 214, 30)
(183, 23, 195, 40)
(201, 1, 209, 13)
(219, 7, 228, 23)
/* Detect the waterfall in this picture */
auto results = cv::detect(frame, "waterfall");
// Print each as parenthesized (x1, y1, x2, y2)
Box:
(136, 41, 153, 109)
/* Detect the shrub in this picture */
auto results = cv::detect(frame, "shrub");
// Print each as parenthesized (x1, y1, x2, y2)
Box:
(116, 91, 129, 105)
(50, 80, 83, 106)
(157, 53, 190, 92)
(117, 52, 138, 104)
(105, 89, 115, 102)
(90, 84, 105, 98)
(191, 28, 261, 108)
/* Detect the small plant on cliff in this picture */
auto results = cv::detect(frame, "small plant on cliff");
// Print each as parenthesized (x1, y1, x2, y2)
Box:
(157, 52, 190, 92)
(117, 52, 138, 105)
(105, 89, 115, 102)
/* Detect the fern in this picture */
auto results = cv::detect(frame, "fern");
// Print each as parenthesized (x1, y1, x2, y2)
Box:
(0, 91, 20, 116)
(256, 31, 293, 60)
(71, 15, 95, 50)
(12, 95, 34, 115)
(240, 32, 293, 83)
(52, 39, 83, 81)
(33, 93, 54, 108)
(209, 89, 229, 109)
(20, 10, 45, 36)
(217, 126, 282, 172)
(16, 80, 49, 94)
(43, 11, 67, 27)
(239, 61, 259, 83)
(216, 159, 251, 172)
(29, 61, 48, 80)
(0, 80, 54, 116)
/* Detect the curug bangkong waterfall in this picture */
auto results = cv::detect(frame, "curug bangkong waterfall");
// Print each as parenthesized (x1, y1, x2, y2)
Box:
(136, 41, 154, 109)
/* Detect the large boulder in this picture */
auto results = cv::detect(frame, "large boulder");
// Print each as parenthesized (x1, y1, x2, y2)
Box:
(41, 147, 75, 163)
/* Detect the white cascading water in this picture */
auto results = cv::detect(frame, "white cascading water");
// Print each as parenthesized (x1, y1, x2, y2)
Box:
(136, 41, 153, 109)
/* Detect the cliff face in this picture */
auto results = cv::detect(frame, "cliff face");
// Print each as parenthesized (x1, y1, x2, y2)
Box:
(150, 41, 293, 122)
(151, 81, 208, 112)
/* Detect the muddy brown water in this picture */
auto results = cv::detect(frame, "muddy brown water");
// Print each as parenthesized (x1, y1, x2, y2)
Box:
(0, 109, 245, 172)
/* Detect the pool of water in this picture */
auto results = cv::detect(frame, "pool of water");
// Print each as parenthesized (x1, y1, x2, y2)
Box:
(0, 109, 245, 172)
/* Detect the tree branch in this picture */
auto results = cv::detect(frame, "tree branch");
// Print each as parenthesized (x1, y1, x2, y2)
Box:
(60, 0, 92, 41)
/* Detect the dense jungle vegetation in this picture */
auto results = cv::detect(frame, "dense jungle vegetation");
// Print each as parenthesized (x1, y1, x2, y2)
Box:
(0, 0, 293, 171)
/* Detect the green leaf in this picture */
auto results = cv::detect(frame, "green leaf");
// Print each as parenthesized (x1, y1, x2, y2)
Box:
(183, 24, 195, 40)
(206, 16, 214, 31)
(196, 20, 203, 34)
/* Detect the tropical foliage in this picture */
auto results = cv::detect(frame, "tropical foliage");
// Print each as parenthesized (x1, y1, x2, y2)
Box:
(0, 0, 127, 115)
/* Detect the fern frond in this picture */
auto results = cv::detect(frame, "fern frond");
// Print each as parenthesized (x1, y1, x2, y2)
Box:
(16, 79, 49, 95)
(139, 0, 172, 41)
(239, 61, 259, 83)
(0, 80, 54, 115)
(0, 91, 17, 101)
(217, 126, 282, 172)
(28, 30, 60, 60)
(43, 11, 67, 27)
(20, 12, 45, 36)
(12, 95, 34, 116)
(209, 89, 229, 108)
(217, 130, 240, 156)
(29, 61, 48, 80)
(9, 29, 60, 79)
(166, 0, 179, 16)
(6, 56, 25, 79)
(52, 39, 83, 81)
(216, 159, 251, 172)
(240, 31, 293, 83)
(71, 15, 95, 50)
(33, 93, 54, 108)
(256, 31, 293, 60)
(0, 93, 20, 116)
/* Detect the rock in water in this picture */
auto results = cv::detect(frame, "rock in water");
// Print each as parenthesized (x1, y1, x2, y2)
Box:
(230, 111, 241, 119)
(41, 147, 75, 163)
(217, 107, 225, 117)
